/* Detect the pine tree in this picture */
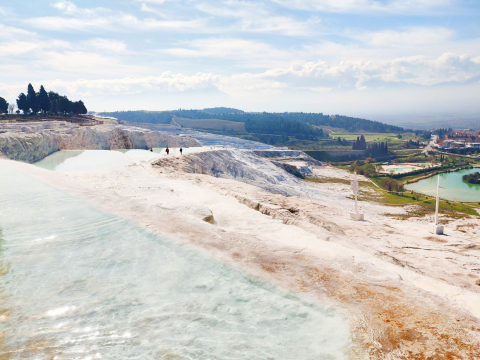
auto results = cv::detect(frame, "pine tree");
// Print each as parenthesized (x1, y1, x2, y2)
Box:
(38, 85, 50, 114)
(26, 83, 39, 114)
(16, 93, 29, 114)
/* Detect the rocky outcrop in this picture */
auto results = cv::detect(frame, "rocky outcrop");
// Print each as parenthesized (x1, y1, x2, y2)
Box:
(0, 121, 200, 163)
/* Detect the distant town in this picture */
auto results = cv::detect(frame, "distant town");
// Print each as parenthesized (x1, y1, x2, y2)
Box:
(435, 129, 480, 153)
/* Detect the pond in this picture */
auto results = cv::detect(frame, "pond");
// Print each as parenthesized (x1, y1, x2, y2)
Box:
(0, 163, 351, 359)
(405, 168, 480, 202)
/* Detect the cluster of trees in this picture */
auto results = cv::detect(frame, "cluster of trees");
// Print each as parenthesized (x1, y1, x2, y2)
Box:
(336, 137, 349, 146)
(380, 178, 404, 192)
(433, 128, 453, 139)
(462, 172, 480, 185)
(413, 130, 433, 140)
(352, 135, 367, 150)
(100, 109, 406, 134)
(350, 159, 376, 177)
(405, 140, 420, 148)
(15, 84, 87, 116)
(366, 142, 389, 157)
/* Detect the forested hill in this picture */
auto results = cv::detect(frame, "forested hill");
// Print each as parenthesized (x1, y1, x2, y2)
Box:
(99, 109, 405, 133)
(203, 107, 244, 114)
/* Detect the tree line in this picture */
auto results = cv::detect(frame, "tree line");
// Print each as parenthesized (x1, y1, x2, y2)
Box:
(12, 84, 87, 116)
(244, 118, 323, 139)
(99, 109, 406, 134)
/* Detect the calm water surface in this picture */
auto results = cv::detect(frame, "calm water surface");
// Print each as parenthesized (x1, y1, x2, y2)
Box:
(405, 168, 480, 202)
(34, 149, 194, 172)
(0, 164, 351, 359)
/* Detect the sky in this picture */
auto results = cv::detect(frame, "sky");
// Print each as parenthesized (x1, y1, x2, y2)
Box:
(0, 0, 479, 119)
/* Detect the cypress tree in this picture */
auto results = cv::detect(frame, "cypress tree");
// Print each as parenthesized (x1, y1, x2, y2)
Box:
(26, 83, 39, 114)
(38, 85, 50, 114)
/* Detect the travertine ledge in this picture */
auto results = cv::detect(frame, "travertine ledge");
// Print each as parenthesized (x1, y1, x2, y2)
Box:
(0, 120, 200, 163)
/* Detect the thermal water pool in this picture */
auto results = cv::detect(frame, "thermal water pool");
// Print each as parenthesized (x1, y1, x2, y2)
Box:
(405, 168, 480, 202)
(0, 163, 351, 359)
(34, 149, 197, 172)
(386, 166, 416, 173)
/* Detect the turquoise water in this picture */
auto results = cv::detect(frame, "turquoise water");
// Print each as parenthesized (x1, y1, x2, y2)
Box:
(0, 165, 351, 359)
(387, 166, 415, 173)
(405, 168, 480, 202)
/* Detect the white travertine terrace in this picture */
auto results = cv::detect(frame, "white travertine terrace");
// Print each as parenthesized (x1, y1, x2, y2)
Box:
(0, 120, 200, 163)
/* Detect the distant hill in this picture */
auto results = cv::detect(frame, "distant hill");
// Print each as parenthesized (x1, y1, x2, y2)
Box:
(203, 107, 244, 114)
(99, 110, 405, 138)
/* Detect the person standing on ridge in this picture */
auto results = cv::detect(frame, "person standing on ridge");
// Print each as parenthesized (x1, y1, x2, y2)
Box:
(166, 147, 169, 155)
(180, 148, 183, 155)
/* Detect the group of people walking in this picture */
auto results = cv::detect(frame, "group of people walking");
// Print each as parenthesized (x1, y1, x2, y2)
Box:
(149, 147, 183, 155)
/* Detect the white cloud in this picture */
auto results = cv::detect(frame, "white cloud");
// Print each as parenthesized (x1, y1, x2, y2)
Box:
(35, 51, 142, 76)
(83, 38, 127, 53)
(196, 1, 269, 18)
(0, 24, 37, 40)
(261, 53, 480, 89)
(52, 0, 81, 15)
(0, 36, 70, 57)
(354, 26, 454, 47)
(3, 52, 476, 99)
(238, 15, 320, 36)
(271, 0, 454, 13)
(163, 38, 289, 61)
(196, 1, 320, 36)
(133, 0, 175, 3)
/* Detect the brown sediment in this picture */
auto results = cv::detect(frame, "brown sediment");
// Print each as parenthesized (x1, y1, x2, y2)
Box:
(171, 216, 480, 359)
(233, 248, 480, 359)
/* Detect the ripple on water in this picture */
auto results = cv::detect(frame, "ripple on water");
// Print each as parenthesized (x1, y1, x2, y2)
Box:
(0, 165, 351, 359)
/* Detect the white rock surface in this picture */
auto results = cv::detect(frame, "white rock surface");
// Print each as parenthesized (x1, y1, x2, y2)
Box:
(0, 120, 199, 163)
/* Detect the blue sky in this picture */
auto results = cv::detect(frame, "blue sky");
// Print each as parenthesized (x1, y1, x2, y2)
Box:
(0, 0, 479, 118)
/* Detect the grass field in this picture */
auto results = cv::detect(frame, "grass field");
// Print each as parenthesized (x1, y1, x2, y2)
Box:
(174, 117, 246, 132)
(330, 132, 417, 142)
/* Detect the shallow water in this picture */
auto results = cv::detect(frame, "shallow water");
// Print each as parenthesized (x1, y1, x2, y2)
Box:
(405, 168, 480, 202)
(386, 166, 416, 173)
(0, 165, 351, 359)
(34, 150, 132, 172)
(35, 149, 201, 172)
